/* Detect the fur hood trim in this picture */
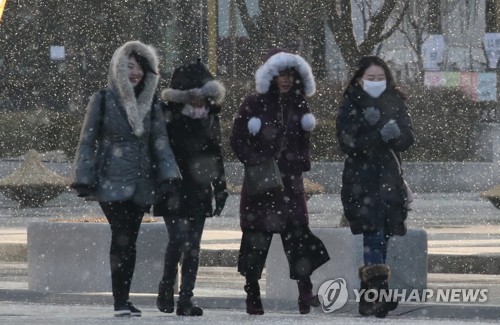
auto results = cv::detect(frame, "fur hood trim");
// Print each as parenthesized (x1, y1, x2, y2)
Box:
(255, 52, 316, 97)
(108, 41, 159, 137)
(161, 80, 226, 105)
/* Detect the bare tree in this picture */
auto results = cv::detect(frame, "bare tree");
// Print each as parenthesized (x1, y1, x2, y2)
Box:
(235, 0, 327, 77)
(398, 0, 462, 85)
(172, 0, 203, 66)
(325, 0, 410, 74)
(235, 0, 278, 72)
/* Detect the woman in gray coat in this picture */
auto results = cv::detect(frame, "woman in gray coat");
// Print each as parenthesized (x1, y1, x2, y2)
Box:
(71, 41, 181, 317)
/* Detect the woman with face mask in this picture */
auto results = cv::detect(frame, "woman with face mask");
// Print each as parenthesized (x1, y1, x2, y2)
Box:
(153, 60, 227, 316)
(336, 56, 414, 318)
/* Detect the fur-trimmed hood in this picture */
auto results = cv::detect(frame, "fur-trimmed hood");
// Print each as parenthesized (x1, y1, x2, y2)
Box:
(161, 60, 226, 106)
(162, 79, 226, 105)
(255, 51, 316, 97)
(108, 41, 159, 137)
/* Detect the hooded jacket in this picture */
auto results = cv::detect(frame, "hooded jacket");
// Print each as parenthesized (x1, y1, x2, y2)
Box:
(153, 60, 227, 218)
(71, 41, 181, 207)
(230, 49, 317, 232)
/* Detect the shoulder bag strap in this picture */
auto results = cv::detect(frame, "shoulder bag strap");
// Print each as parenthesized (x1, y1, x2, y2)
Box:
(389, 148, 403, 175)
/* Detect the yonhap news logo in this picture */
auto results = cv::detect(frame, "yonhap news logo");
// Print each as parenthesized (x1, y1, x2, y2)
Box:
(318, 278, 488, 313)
(317, 278, 349, 313)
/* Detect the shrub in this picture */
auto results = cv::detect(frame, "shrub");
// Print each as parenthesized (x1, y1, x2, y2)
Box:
(219, 80, 483, 162)
(403, 86, 480, 161)
(0, 82, 485, 162)
(0, 110, 82, 159)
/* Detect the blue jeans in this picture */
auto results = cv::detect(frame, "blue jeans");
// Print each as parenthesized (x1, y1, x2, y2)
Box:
(363, 231, 389, 265)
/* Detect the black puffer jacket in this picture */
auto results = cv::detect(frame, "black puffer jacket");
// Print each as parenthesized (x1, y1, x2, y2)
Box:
(153, 102, 226, 218)
(71, 41, 181, 207)
(336, 85, 414, 236)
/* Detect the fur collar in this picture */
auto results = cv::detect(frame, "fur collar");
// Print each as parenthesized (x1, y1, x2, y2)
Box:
(255, 52, 316, 97)
(162, 80, 226, 105)
(108, 41, 159, 137)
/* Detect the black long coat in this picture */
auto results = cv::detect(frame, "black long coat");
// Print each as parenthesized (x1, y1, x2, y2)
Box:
(153, 103, 226, 218)
(336, 85, 414, 236)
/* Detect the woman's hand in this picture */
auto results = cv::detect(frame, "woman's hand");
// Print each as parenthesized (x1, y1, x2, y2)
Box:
(363, 107, 380, 126)
(380, 120, 401, 142)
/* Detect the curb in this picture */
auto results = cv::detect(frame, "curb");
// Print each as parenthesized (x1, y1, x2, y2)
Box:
(3, 243, 500, 275)
(429, 254, 500, 274)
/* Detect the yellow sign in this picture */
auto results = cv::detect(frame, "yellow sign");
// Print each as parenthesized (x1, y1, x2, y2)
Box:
(0, 0, 6, 22)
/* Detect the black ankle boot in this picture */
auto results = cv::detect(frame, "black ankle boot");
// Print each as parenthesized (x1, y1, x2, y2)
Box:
(297, 277, 320, 314)
(156, 282, 174, 313)
(176, 298, 203, 316)
(244, 280, 264, 315)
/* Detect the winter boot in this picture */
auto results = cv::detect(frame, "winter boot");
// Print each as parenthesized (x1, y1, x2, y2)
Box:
(176, 297, 203, 316)
(244, 280, 264, 315)
(156, 281, 175, 313)
(297, 277, 320, 314)
(358, 266, 372, 316)
(359, 264, 398, 318)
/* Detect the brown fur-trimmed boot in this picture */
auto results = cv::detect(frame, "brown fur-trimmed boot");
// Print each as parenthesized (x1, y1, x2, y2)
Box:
(359, 264, 398, 318)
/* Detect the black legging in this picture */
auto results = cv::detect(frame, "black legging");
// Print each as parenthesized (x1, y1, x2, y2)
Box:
(100, 201, 145, 305)
(160, 216, 206, 300)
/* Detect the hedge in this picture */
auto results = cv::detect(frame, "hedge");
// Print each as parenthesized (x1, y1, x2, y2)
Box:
(0, 82, 491, 162)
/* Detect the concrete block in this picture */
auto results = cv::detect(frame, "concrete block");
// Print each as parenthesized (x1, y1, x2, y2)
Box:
(28, 222, 173, 293)
(266, 227, 427, 300)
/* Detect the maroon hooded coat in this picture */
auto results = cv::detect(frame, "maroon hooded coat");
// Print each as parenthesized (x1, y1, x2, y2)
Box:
(230, 50, 317, 233)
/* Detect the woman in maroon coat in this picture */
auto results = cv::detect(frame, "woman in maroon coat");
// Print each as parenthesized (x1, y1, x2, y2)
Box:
(230, 49, 330, 315)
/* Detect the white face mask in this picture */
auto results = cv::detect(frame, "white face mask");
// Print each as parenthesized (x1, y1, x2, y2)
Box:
(362, 79, 386, 98)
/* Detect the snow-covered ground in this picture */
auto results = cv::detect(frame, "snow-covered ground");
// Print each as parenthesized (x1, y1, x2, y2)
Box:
(0, 302, 497, 325)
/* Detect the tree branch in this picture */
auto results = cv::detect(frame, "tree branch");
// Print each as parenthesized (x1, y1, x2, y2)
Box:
(235, 0, 256, 37)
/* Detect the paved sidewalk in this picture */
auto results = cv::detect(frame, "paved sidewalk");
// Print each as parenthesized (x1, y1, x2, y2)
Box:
(1, 192, 500, 323)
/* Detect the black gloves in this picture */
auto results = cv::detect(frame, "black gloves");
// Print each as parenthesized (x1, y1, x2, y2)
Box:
(160, 179, 180, 197)
(73, 184, 94, 198)
(213, 181, 228, 216)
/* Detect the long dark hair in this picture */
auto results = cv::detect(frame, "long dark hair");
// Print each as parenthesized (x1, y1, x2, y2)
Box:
(343, 56, 405, 98)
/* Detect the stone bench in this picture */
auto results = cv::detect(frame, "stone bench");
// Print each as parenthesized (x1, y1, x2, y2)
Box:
(28, 222, 171, 293)
(266, 227, 428, 300)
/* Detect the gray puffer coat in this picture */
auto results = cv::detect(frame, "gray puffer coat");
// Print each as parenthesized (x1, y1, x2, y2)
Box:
(71, 41, 181, 207)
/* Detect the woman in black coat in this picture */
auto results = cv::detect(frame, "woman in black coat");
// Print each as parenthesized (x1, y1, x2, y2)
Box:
(231, 49, 330, 315)
(153, 60, 227, 316)
(71, 41, 181, 317)
(336, 56, 414, 318)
